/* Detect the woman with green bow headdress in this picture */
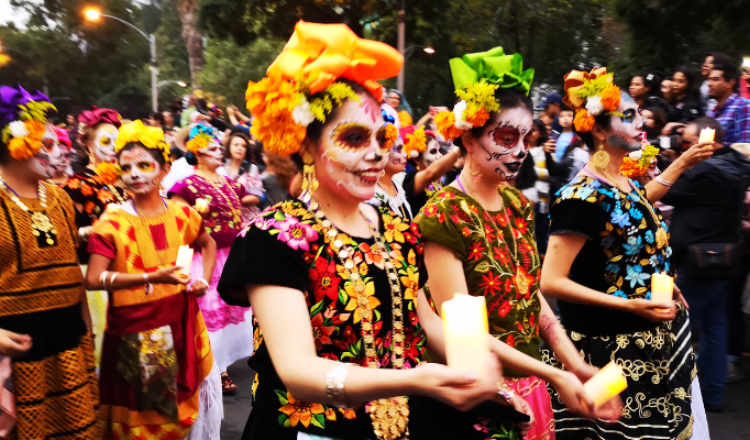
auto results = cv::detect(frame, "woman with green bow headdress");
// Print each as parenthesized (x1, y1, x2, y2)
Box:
(417, 48, 624, 440)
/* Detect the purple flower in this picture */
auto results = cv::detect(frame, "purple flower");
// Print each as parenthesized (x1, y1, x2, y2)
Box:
(275, 217, 319, 251)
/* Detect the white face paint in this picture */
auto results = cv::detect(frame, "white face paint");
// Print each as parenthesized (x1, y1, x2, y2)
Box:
(421, 138, 442, 167)
(472, 106, 533, 181)
(27, 124, 63, 179)
(119, 146, 162, 194)
(385, 137, 407, 174)
(607, 92, 643, 152)
(198, 141, 224, 170)
(91, 123, 119, 163)
(315, 97, 390, 201)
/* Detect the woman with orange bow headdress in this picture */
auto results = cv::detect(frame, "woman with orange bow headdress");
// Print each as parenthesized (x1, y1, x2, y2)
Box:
(217, 21, 532, 440)
(540, 67, 710, 439)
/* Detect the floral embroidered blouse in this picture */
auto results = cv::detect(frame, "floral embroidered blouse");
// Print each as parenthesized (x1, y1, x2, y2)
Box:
(550, 175, 673, 335)
(416, 186, 542, 377)
(218, 200, 526, 440)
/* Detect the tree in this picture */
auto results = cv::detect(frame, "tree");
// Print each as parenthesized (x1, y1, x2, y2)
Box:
(175, 0, 204, 86)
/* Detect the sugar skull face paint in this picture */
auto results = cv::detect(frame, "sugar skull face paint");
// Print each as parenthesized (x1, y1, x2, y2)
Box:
(27, 124, 63, 179)
(385, 137, 407, 174)
(91, 123, 119, 163)
(422, 137, 442, 168)
(315, 98, 389, 201)
(607, 92, 643, 152)
(119, 146, 162, 194)
(472, 107, 533, 180)
(198, 141, 224, 169)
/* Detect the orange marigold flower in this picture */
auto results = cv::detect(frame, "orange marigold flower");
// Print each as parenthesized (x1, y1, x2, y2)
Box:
(435, 111, 463, 141)
(573, 110, 595, 132)
(95, 162, 120, 185)
(7, 121, 44, 161)
(384, 124, 398, 150)
(600, 85, 621, 112)
(620, 156, 646, 178)
(246, 75, 306, 157)
(464, 104, 490, 128)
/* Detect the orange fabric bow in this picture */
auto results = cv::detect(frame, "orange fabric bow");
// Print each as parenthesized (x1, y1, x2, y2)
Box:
(267, 21, 403, 102)
(563, 67, 611, 111)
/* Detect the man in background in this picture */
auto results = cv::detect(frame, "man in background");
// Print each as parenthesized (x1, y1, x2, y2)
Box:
(708, 63, 750, 145)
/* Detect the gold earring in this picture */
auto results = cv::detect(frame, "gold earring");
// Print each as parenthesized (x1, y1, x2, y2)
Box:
(301, 153, 319, 192)
(592, 144, 610, 172)
(469, 159, 482, 181)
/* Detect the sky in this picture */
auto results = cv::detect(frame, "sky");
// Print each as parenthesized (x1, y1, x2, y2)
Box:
(0, 0, 30, 27)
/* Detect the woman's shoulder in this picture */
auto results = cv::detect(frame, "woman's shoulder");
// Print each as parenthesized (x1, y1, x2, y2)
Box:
(417, 186, 467, 220)
(555, 175, 609, 203)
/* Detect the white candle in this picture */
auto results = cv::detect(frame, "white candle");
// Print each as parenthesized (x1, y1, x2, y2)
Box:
(175, 245, 193, 279)
(195, 198, 209, 213)
(651, 272, 673, 304)
(698, 128, 715, 144)
(583, 361, 628, 408)
(441, 293, 490, 378)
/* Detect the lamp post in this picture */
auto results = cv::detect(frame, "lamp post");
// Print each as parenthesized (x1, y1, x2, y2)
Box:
(84, 8, 159, 112)
(397, 45, 435, 94)
(396, 0, 406, 92)
(157, 80, 188, 89)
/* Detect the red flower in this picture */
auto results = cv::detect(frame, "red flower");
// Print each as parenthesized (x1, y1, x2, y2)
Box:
(514, 266, 536, 300)
(462, 226, 472, 237)
(516, 321, 525, 332)
(311, 313, 336, 350)
(309, 256, 341, 303)
(495, 213, 508, 227)
(483, 223, 497, 241)
(505, 334, 515, 348)
(514, 217, 529, 235)
(410, 222, 421, 237)
(529, 314, 536, 329)
(404, 232, 417, 244)
(493, 246, 510, 266)
(478, 272, 502, 296)
(468, 242, 486, 261)
(424, 205, 439, 217)
(498, 300, 512, 318)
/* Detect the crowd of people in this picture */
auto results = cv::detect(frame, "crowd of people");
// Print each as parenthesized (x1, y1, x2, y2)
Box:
(1, 19, 749, 440)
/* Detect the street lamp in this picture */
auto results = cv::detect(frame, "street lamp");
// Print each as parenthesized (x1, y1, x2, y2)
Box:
(397, 45, 436, 93)
(157, 80, 188, 89)
(84, 7, 159, 112)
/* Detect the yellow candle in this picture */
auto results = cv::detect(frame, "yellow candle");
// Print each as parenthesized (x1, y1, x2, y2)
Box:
(442, 293, 490, 378)
(583, 361, 628, 408)
(175, 245, 193, 278)
(194, 198, 209, 213)
(650, 272, 673, 304)
(698, 128, 715, 144)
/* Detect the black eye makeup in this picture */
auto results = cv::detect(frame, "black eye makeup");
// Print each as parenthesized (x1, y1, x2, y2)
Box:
(621, 108, 636, 123)
(331, 122, 374, 151)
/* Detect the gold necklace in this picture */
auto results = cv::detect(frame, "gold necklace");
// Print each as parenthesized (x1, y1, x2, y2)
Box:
(305, 198, 409, 440)
(0, 174, 57, 246)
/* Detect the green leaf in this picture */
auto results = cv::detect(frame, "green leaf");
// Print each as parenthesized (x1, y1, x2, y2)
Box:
(275, 389, 289, 406)
(274, 211, 286, 221)
(338, 288, 348, 305)
(311, 413, 325, 429)
(310, 299, 325, 316)
(278, 414, 287, 427)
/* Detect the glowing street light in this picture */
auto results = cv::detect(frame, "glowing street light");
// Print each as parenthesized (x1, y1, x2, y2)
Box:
(84, 8, 101, 21)
(423, 46, 435, 55)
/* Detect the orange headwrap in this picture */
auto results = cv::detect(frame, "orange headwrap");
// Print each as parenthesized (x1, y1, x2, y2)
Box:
(267, 21, 403, 103)
(563, 67, 611, 111)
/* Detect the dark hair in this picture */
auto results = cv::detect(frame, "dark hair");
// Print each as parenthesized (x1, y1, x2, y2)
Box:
(456, 88, 533, 153)
(689, 117, 725, 145)
(117, 142, 168, 167)
(712, 63, 740, 93)
(149, 111, 165, 126)
(223, 132, 251, 160)
(575, 112, 613, 151)
(170, 146, 185, 161)
(0, 124, 9, 164)
(708, 52, 733, 68)
(634, 72, 664, 99)
(559, 104, 573, 113)
(185, 152, 198, 166)
(642, 106, 668, 133)
(514, 154, 536, 190)
(673, 66, 702, 103)
(532, 119, 549, 147)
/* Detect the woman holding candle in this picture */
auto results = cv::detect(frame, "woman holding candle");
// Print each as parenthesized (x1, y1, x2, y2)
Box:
(218, 22, 533, 440)
(421, 49, 618, 440)
(169, 123, 256, 393)
(85, 120, 222, 439)
(539, 67, 703, 439)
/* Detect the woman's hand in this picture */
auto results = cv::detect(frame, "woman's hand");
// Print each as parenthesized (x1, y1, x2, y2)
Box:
(548, 370, 598, 418)
(570, 363, 623, 423)
(673, 283, 689, 309)
(509, 394, 534, 438)
(676, 142, 714, 167)
(624, 299, 677, 322)
(661, 122, 685, 136)
(415, 356, 504, 412)
(0, 329, 32, 357)
(148, 267, 189, 286)
(189, 278, 210, 297)
(543, 139, 557, 155)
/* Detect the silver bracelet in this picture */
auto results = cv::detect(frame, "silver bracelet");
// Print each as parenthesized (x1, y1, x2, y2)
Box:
(109, 272, 118, 289)
(195, 278, 210, 288)
(325, 363, 353, 408)
(99, 271, 110, 291)
(656, 176, 673, 187)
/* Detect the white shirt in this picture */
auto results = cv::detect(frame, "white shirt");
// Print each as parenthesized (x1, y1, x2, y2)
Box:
(367, 179, 413, 219)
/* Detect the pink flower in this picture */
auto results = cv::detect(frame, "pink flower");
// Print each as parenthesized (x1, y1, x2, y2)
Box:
(275, 217, 319, 251)
(254, 216, 276, 231)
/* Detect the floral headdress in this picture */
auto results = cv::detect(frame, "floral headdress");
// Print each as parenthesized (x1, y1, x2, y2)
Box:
(621, 134, 659, 178)
(401, 125, 433, 159)
(435, 47, 534, 141)
(563, 67, 621, 132)
(381, 110, 399, 150)
(55, 127, 72, 149)
(115, 120, 172, 165)
(185, 123, 218, 154)
(245, 21, 403, 157)
(78, 106, 122, 129)
(0, 85, 56, 161)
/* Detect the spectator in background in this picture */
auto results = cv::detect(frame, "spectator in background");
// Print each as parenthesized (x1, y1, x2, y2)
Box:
(260, 151, 298, 208)
(701, 53, 732, 108)
(523, 119, 552, 254)
(740, 64, 750, 99)
(537, 92, 563, 133)
(641, 106, 668, 144)
(707, 63, 750, 145)
(386, 89, 414, 127)
(629, 71, 670, 114)
(666, 66, 704, 125)
(162, 110, 176, 131)
(662, 116, 750, 412)
(661, 77, 674, 103)
(180, 94, 197, 127)
(553, 104, 575, 162)
(146, 111, 164, 129)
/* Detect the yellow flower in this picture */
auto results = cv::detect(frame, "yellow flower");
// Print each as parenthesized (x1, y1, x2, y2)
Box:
(344, 279, 381, 323)
(435, 111, 464, 141)
(404, 126, 427, 159)
(383, 214, 409, 243)
(573, 110, 595, 132)
(600, 85, 621, 113)
(115, 120, 171, 164)
(186, 133, 211, 154)
(246, 74, 307, 157)
(384, 124, 399, 150)
(95, 162, 120, 185)
(278, 392, 325, 428)
(400, 267, 419, 300)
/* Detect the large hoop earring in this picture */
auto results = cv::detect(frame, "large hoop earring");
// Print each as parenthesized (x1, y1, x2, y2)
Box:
(301, 153, 319, 193)
(591, 144, 610, 172)
(470, 159, 482, 182)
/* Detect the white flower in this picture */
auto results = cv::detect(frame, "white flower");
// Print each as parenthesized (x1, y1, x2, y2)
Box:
(585, 95, 604, 116)
(292, 99, 315, 127)
(8, 121, 28, 139)
(629, 150, 642, 160)
(452, 100, 473, 130)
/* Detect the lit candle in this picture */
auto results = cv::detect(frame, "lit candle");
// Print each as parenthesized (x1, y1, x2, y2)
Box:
(194, 198, 209, 213)
(175, 245, 193, 278)
(650, 272, 673, 304)
(442, 293, 490, 378)
(698, 128, 715, 144)
(583, 361, 628, 408)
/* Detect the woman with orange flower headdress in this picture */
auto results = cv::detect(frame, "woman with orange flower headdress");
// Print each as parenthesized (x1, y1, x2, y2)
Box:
(540, 67, 711, 439)
(217, 21, 532, 440)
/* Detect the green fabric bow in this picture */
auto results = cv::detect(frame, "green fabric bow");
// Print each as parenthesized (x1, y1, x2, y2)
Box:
(449, 46, 534, 95)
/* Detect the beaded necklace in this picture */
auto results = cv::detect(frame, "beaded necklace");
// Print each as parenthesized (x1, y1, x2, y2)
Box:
(0, 173, 57, 246)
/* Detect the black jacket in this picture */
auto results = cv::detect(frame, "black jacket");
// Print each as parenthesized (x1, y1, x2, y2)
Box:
(662, 147, 750, 261)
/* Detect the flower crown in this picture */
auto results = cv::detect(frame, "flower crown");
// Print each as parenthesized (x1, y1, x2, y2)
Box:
(381, 110, 399, 151)
(563, 67, 621, 132)
(0, 86, 56, 161)
(115, 120, 172, 165)
(435, 47, 534, 141)
(245, 21, 402, 157)
(401, 126, 430, 159)
(185, 123, 218, 154)
(621, 135, 659, 178)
